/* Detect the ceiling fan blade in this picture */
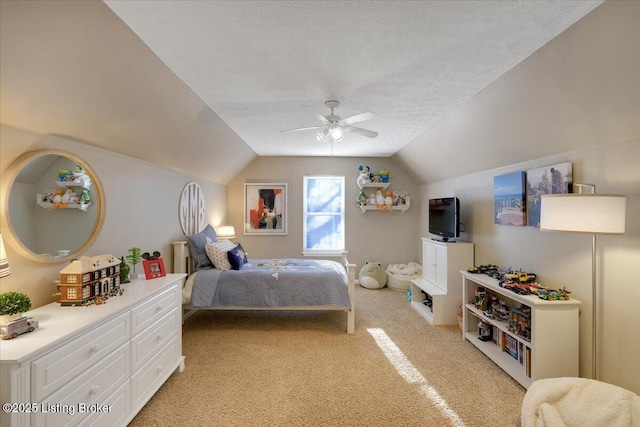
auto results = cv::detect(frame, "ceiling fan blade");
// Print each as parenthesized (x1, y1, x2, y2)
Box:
(281, 125, 323, 133)
(302, 105, 329, 123)
(340, 111, 376, 126)
(344, 125, 378, 138)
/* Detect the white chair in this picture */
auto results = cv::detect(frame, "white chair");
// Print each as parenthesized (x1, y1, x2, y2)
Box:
(521, 377, 640, 427)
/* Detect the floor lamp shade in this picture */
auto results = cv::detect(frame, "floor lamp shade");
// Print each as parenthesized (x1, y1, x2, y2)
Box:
(0, 233, 10, 278)
(539, 194, 626, 235)
(539, 193, 626, 380)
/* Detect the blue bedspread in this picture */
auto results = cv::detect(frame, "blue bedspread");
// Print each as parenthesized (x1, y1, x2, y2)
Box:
(190, 259, 351, 309)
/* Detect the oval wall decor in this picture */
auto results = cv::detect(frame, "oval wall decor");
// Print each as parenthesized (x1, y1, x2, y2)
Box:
(179, 181, 205, 235)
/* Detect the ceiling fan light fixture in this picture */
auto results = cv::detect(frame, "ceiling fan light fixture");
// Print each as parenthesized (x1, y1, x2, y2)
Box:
(330, 127, 344, 142)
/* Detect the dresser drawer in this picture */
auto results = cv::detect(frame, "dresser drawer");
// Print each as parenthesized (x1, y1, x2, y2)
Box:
(131, 307, 179, 372)
(130, 285, 179, 336)
(32, 312, 129, 402)
(33, 343, 129, 427)
(131, 338, 179, 413)
(77, 381, 129, 427)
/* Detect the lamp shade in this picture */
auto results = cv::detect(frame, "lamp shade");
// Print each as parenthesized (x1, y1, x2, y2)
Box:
(0, 233, 10, 278)
(540, 194, 626, 235)
(216, 226, 236, 240)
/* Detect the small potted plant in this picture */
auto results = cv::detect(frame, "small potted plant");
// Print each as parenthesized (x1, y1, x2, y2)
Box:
(0, 291, 32, 323)
(378, 170, 390, 183)
(126, 247, 144, 280)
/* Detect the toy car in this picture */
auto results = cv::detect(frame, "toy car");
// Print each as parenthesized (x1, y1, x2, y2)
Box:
(0, 316, 39, 340)
(504, 270, 537, 283)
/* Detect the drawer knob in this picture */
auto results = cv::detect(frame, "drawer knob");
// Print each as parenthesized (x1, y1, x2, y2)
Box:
(156, 334, 163, 341)
(156, 305, 164, 312)
(89, 344, 100, 354)
(157, 365, 164, 373)
(89, 385, 100, 395)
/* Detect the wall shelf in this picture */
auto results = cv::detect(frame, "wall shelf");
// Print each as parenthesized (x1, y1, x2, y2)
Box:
(358, 203, 410, 214)
(357, 182, 390, 190)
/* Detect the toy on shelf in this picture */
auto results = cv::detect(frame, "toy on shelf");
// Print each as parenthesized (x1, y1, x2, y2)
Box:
(509, 304, 532, 341)
(357, 165, 372, 188)
(55, 254, 123, 306)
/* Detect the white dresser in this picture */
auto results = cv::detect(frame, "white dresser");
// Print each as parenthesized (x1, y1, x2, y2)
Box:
(0, 274, 186, 427)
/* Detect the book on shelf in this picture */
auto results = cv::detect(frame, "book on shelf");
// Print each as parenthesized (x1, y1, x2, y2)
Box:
(526, 347, 532, 377)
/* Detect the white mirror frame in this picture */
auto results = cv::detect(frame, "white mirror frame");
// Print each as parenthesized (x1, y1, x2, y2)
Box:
(0, 149, 106, 264)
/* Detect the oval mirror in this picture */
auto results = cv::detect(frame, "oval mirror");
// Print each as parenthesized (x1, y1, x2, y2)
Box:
(0, 149, 106, 263)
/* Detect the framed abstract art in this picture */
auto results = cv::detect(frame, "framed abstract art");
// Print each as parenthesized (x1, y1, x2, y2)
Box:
(244, 183, 287, 235)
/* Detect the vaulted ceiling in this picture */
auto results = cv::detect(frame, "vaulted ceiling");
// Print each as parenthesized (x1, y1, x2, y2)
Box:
(1, 1, 603, 184)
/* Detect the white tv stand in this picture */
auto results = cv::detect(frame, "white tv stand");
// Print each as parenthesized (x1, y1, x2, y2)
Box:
(410, 238, 474, 325)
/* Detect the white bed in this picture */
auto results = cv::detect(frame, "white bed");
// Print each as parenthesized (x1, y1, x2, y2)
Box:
(172, 241, 356, 334)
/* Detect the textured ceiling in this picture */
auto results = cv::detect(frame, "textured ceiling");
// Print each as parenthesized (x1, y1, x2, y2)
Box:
(104, 0, 602, 158)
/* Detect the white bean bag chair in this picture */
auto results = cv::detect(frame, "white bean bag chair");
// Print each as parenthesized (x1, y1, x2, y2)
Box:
(385, 262, 421, 291)
(521, 377, 640, 427)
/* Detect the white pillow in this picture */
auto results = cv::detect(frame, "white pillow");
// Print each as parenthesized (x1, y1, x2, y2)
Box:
(205, 240, 236, 270)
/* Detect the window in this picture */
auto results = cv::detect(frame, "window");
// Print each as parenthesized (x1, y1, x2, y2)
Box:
(303, 176, 345, 256)
(67, 288, 77, 299)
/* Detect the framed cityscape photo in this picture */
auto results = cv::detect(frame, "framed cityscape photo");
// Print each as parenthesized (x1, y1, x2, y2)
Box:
(526, 162, 572, 227)
(494, 171, 526, 226)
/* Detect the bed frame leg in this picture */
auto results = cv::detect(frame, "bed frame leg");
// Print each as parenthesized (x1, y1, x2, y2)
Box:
(183, 308, 198, 324)
(347, 309, 355, 334)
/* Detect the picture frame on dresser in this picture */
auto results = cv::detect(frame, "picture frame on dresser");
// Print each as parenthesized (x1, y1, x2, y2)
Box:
(143, 257, 166, 280)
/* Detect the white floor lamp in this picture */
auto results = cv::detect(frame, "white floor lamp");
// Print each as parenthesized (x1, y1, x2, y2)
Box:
(539, 189, 626, 379)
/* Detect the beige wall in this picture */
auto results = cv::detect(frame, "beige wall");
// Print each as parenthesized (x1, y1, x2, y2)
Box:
(227, 157, 421, 270)
(420, 139, 639, 393)
(0, 124, 227, 308)
(408, 1, 640, 393)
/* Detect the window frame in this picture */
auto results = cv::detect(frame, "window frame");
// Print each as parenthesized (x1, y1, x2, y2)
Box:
(302, 175, 345, 257)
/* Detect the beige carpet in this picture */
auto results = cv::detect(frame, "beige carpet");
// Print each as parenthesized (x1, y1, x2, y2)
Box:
(130, 285, 525, 426)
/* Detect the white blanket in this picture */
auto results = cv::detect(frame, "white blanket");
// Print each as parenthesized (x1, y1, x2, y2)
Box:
(521, 377, 640, 427)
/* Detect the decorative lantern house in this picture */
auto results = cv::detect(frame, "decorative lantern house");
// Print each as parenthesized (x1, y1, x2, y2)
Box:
(56, 254, 122, 306)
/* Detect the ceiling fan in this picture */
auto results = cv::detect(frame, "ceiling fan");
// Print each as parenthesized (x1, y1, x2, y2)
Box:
(282, 100, 378, 143)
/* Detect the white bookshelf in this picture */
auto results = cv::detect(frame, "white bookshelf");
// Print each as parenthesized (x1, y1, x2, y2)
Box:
(461, 271, 581, 389)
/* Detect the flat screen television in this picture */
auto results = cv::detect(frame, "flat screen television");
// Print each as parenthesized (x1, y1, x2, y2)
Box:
(428, 197, 460, 241)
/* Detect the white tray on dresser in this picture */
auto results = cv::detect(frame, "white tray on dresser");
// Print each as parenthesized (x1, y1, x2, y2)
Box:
(0, 274, 186, 427)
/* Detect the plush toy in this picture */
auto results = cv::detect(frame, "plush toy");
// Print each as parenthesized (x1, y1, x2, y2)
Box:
(368, 193, 377, 206)
(79, 189, 91, 211)
(384, 191, 393, 210)
(356, 189, 367, 206)
(375, 189, 385, 207)
(357, 165, 371, 188)
(52, 188, 66, 209)
(359, 261, 388, 289)
(62, 188, 73, 204)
